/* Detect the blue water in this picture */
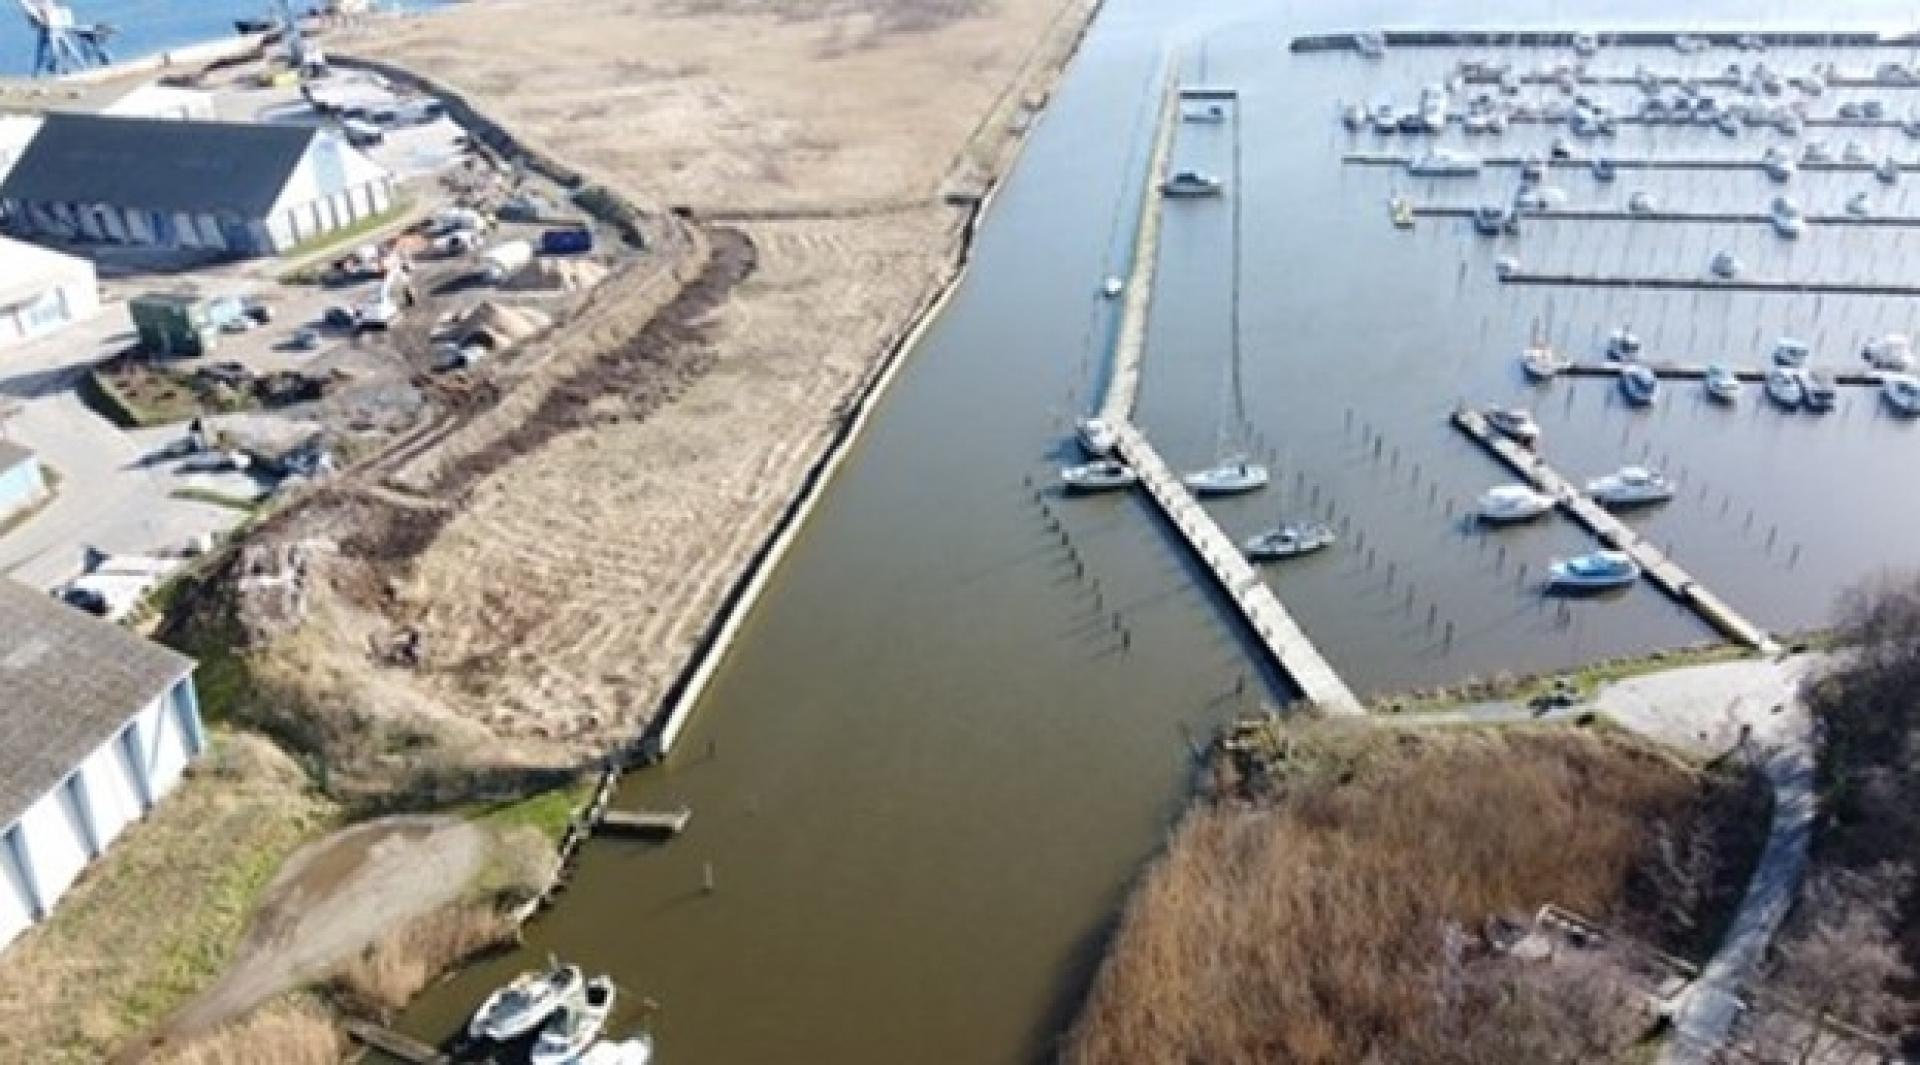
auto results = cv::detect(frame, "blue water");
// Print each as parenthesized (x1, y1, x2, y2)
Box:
(0, 0, 446, 78)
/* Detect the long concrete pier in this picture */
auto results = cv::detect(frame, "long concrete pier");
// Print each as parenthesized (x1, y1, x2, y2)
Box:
(1451, 408, 1779, 655)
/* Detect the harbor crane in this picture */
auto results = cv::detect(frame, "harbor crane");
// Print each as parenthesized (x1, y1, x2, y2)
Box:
(15, 0, 113, 77)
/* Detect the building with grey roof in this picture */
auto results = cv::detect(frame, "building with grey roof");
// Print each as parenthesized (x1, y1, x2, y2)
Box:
(0, 577, 204, 950)
(0, 112, 393, 257)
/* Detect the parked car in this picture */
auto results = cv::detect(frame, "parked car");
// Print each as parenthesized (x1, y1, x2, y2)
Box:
(323, 305, 358, 330)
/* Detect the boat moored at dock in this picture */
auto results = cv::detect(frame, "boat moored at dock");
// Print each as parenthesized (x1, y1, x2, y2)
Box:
(1619, 363, 1661, 406)
(1182, 460, 1269, 496)
(1161, 169, 1224, 196)
(1863, 333, 1914, 371)
(1243, 522, 1336, 561)
(1882, 372, 1920, 416)
(1407, 148, 1483, 176)
(1766, 366, 1806, 409)
(469, 963, 584, 1044)
(1704, 364, 1742, 403)
(529, 975, 616, 1065)
(1076, 416, 1119, 458)
(1061, 460, 1139, 493)
(1476, 484, 1557, 523)
(1484, 406, 1541, 444)
(1586, 466, 1674, 508)
(1520, 344, 1569, 380)
(1547, 549, 1641, 592)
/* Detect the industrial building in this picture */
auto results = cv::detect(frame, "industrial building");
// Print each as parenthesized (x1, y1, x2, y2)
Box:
(0, 443, 46, 525)
(0, 235, 98, 350)
(0, 577, 204, 951)
(0, 113, 394, 257)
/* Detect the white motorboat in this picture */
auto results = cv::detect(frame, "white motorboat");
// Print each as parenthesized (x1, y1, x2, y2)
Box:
(1801, 369, 1837, 413)
(1771, 337, 1810, 367)
(1184, 103, 1228, 123)
(1878, 156, 1902, 184)
(581, 1037, 656, 1065)
(1627, 190, 1658, 214)
(1801, 140, 1833, 164)
(1605, 328, 1642, 361)
(1494, 255, 1521, 278)
(1618, 363, 1660, 406)
(1182, 460, 1268, 496)
(1520, 344, 1570, 380)
(1162, 169, 1223, 196)
(1101, 276, 1125, 298)
(1476, 484, 1556, 523)
(1842, 140, 1870, 164)
(1591, 156, 1617, 181)
(1061, 460, 1138, 493)
(1847, 191, 1874, 217)
(1765, 365, 1805, 409)
(1075, 416, 1119, 458)
(530, 976, 616, 1065)
(1862, 333, 1914, 371)
(1547, 549, 1641, 591)
(1354, 29, 1387, 58)
(1407, 149, 1483, 177)
(1704, 364, 1743, 403)
(1715, 110, 1740, 136)
(1473, 203, 1515, 235)
(469, 963, 584, 1043)
(1483, 406, 1541, 444)
(1769, 195, 1804, 238)
(1520, 154, 1547, 181)
(1761, 147, 1796, 182)
(1243, 522, 1336, 561)
(1341, 102, 1366, 130)
(1882, 372, 1920, 416)
(1709, 250, 1744, 279)
(1586, 465, 1674, 508)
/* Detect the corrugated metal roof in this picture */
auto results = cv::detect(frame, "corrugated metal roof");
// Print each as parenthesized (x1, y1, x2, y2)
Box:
(0, 578, 194, 830)
(0, 113, 317, 217)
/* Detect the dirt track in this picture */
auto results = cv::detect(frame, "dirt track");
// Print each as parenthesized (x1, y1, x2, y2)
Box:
(237, 0, 1097, 765)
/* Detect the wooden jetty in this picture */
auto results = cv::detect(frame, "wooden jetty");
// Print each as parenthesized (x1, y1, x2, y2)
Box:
(1558, 362, 1883, 387)
(1451, 408, 1779, 655)
(600, 806, 693, 837)
(345, 1019, 449, 1064)
(1292, 30, 1916, 53)
(1112, 424, 1364, 715)
(1501, 273, 1920, 297)
(1415, 205, 1920, 229)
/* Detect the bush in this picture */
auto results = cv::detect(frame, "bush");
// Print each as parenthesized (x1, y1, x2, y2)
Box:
(329, 903, 514, 1020)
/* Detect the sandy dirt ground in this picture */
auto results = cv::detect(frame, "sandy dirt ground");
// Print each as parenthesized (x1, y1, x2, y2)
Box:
(160, 815, 488, 1041)
(236, 0, 1099, 764)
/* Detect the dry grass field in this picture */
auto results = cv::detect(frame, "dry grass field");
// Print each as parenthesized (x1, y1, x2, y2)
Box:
(1064, 725, 1765, 1065)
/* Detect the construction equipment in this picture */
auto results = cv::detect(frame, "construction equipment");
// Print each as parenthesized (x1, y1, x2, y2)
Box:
(15, 0, 113, 77)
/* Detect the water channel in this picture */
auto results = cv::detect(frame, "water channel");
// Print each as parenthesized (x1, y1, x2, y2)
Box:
(402, 1, 1920, 1060)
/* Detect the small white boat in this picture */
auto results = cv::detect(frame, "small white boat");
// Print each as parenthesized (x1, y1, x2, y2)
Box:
(1761, 147, 1796, 182)
(1715, 110, 1740, 136)
(1101, 276, 1125, 298)
(1587, 465, 1674, 508)
(1484, 406, 1541, 444)
(1765, 366, 1805, 409)
(1243, 522, 1336, 561)
(1162, 169, 1223, 196)
(1709, 251, 1744, 279)
(1769, 195, 1804, 238)
(1353, 29, 1387, 58)
(1771, 337, 1810, 367)
(1477, 484, 1556, 523)
(1061, 459, 1138, 493)
(1184, 103, 1228, 124)
(1547, 549, 1640, 591)
(1075, 416, 1119, 458)
(1605, 328, 1642, 361)
(581, 1037, 656, 1065)
(1407, 149, 1483, 177)
(1704, 364, 1742, 403)
(1627, 190, 1658, 214)
(1182, 460, 1268, 496)
(1842, 140, 1870, 164)
(1863, 333, 1914, 371)
(1520, 344, 1570, 380)
(530, 976, 616, 1065)
(1881, 372, 1920, 416)
(469, 963, 584, 1043)
(1619, 364, 1660, 405)
(1473, 203, 1515, 235)
(1520, 154, 1547, 181)
(1801, 370, 1837, 413)
(1801, 140, 1833, 164)
(1878, 156, 1902, 184)
(1591, 156, 1617, 181)
(1341, 102, 1366, 130)
(1847, 191, 1874, 217)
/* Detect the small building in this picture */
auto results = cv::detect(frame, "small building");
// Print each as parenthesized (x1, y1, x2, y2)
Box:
(0, 577, 205, 951)
(0, 113, 394, 258)
(0, 236, 100, 350)
(128, 292, 219, 358)
(0, 443, 47, 525)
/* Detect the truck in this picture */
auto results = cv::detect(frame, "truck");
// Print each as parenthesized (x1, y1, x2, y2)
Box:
(482, 240, 534, 283)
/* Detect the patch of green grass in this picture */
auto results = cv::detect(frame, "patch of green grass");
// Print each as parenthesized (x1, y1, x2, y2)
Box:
(1374, 641, 1758, 716)
(472, 779, 595, 845)
(170, 486, 264, 512)
(276, 198, 416, 280)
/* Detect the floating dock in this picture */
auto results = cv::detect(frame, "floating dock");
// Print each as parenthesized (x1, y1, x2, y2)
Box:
(1501, 273, 1920, 297)
(1461, 71, 1920, 91)
(1415, 205, 1920, 229)
(1292, 30, 1920, 52)
(1112, 425, 1365, 715)
(344, 1019, 449, 1064)
(600, 806, 693, 837)
(1558, 362, 1885, 387)
(1451, 408, 1779, 655)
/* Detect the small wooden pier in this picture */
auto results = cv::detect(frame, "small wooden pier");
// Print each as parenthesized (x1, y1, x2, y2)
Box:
(1451, 408, 1779, 655)
(1415, 205, 1920, 230)
(1113, 425, 1364, 715)
(600, 806, 693, 838)
(1501, 273, 1920, 297)
(345, 1019, 449, 1064)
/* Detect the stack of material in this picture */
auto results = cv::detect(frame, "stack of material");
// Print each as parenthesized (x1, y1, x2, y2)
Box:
(503, 257, 609, 293)
(456, 300, 552, 347)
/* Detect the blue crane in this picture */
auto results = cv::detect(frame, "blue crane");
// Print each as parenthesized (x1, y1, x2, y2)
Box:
(15, 0, 113, 77)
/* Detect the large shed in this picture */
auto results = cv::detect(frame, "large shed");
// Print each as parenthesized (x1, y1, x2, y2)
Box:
(0, 113, 394, 257)
(0, 578, 205, 951)
(0, 236, 99, 350)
